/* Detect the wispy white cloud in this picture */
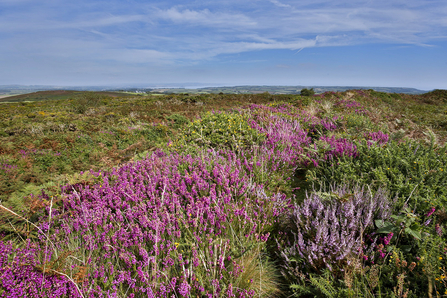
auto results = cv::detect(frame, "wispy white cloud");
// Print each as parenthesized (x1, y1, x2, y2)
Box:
(0, 13, 144, 32)
(155, 7, 256, 28)
(269, 0, 292, 8)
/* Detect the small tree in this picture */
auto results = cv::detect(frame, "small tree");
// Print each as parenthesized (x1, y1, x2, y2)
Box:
(300, 88, 315, 96)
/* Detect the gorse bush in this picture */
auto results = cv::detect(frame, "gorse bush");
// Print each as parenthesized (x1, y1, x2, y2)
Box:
(166, 113, 189, 129)
(306, 138, 447, 215)
(178, 111, 266, 151)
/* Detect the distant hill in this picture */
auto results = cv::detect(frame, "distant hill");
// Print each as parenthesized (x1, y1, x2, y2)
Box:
(112, 85, 428, 95)
(0, 90, 132, 103)
(0, 84, 432, 98)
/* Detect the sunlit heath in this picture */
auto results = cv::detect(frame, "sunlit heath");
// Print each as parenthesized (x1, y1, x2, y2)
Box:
(1, 0, 447, 296)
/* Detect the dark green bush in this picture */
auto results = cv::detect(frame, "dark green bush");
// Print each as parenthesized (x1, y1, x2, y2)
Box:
(300, 88, 315, 97)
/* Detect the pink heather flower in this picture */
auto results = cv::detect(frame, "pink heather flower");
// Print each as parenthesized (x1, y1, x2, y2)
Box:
(226, 284, 234, 297)
(425, 207, 436, 217)
(383, 233, 393, 245)
(178, 281, 191, 297)
(364, 131, 389, 146)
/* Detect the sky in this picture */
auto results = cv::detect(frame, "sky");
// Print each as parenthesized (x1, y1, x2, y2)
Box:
(0, 0, 446, 90)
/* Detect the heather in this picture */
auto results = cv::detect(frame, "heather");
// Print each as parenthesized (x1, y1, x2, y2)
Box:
(277, 185, 392, 285)
(44, 150, 289, 297)
(1, 89, 447, 297)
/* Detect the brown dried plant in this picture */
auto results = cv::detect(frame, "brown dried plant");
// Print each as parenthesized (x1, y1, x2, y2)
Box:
(393, 273, 409, 298)
(73, 266, 88, 284)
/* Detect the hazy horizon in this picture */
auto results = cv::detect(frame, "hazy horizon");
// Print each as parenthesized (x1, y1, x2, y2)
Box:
(0, 83, 433, 92)
(1, 0, 446, 90)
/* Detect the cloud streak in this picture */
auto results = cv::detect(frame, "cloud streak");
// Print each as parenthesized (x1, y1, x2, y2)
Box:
(156, 8, 257, 28)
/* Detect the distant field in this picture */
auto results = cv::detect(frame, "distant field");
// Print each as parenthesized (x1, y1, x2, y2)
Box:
(0, 95, 17, 99)
(136, 85, 428, 95)
(0, 90, 132, 103)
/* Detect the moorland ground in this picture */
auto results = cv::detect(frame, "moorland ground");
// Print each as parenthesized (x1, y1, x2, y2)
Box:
(1, 89, 447, 297)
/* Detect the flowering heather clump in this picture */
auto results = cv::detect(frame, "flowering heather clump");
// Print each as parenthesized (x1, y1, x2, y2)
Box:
(303, 116, 340, 139)
(0, 241, 80, 297)
(243, 103, 355, 170)
(336, 99, 363, 109)
(364, 131, 389, 146)
(248, 113, 311, 164)
(319, 117, 339, 132)
(277, 185, 392, 278)
(235, 104, 313, 178)
(356, 90, 367, 97)
(37, 149, 290, 297)
(318, 135, 358, 161)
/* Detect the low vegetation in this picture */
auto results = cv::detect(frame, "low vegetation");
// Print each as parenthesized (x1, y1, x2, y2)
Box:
(1, 89, 447, 297)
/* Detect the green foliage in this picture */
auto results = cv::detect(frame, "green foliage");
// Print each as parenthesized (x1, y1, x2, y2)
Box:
(375, 207, 423, 242)
(421, 89, 447, 103)
(299, 96, 312, 106)
(306, 140, 447, 214)
(300, 88, 315, 97)
(177, 111, 266, 151)
(70, 92, 105, 114)
(344, 113, 383, 135)
(166, 113, 189, 129)
(369, 90, 400, 104)
(308, 274, 338, 297)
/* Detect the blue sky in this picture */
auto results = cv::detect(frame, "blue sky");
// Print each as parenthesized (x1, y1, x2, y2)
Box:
(0, 0, 446, 90)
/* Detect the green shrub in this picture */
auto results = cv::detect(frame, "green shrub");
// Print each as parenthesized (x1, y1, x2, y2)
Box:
(369, 90, 397, 104)
(70, 92, 104, 114)
(344, 113, 383, 134)
(166, 113, 189, 129)
(300, 88, 315, 97)
(306, 140, 447, 215)
(176, 111, 266, 151)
